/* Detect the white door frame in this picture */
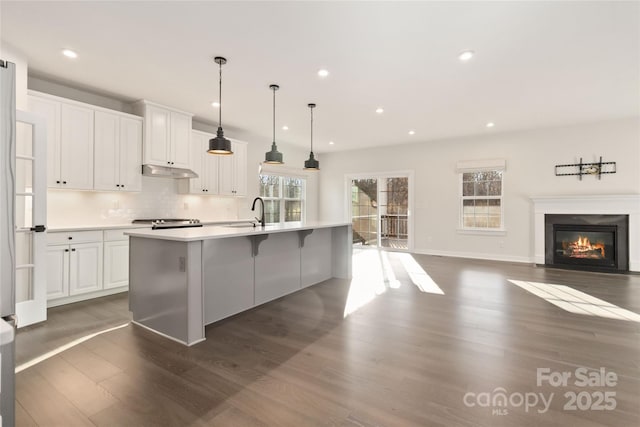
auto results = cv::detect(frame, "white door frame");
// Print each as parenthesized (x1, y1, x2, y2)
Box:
(345, 170, 414, 252)
(15, 110, 47, 327)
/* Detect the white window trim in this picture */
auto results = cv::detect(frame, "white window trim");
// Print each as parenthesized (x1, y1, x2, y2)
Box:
(259, 173, 306, 224)
(457, 168, 506, 234)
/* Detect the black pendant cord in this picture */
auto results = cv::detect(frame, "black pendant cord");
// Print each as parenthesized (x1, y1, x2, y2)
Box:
(272, 87, 276, 143)
(218, 61, 222, 127)
(310, 107, 314, 154)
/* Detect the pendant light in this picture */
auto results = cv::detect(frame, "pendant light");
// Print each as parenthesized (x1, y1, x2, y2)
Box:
(304, 103, 319, 170)
(264, 84, 284, 164)
(208, 56, 233, 155)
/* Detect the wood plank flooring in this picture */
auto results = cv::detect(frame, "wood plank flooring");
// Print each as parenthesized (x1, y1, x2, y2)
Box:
(15, 252, 640, 426)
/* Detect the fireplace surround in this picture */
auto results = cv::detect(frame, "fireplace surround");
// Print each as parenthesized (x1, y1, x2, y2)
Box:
(531, 195, 640, 273)
(544, 214, 628, 272)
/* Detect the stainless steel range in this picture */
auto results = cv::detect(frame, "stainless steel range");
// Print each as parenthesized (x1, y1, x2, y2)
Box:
(132, 218, 203, 230)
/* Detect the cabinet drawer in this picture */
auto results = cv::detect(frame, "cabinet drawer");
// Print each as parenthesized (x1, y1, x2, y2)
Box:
(47, 230, 103, 245)
(104, 228, 139, 242)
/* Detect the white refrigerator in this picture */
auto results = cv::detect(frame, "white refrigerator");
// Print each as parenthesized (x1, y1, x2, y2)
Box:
(0, 59, 16, 427)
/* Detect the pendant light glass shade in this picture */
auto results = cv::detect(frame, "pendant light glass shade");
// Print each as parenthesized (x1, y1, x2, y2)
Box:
(208, 56, 233, 155)
(264, 84, 284, 164)
(304, 103, 319, 170)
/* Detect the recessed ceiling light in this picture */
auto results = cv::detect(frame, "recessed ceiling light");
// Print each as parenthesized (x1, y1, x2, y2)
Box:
(486, 122, 495, 128)
(329, 141, 335, 145)
(408, 130, 415, 135)
(317, 69, 329, 78)
(62, 49, 78, 59)
(375, 107, 384, 114)
(458, 50, 474, 62)
(211, 102, 220, 108)
(282, 125, 289, 131)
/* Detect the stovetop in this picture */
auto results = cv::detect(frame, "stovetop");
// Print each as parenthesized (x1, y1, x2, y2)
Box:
(132, 218, 202, 229)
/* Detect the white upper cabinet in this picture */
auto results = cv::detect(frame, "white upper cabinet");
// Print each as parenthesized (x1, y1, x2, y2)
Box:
(134, 100, 193, 169)
(94, 110, 142, 192)
(169, 111, 191, 169)
(28, 94, 94, 190)
(219, 139, 247, 197)
(179, 130, 220, 195)
(27, 96, 61, 188)
(179, 131, 251, 197)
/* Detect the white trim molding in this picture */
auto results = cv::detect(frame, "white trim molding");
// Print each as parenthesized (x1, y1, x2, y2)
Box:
(531, 194, 640, 272)
(414, 248, 532, 264)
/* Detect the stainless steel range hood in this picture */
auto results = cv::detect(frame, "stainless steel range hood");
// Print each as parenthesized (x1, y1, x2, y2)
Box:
(142, 164, 198, 179)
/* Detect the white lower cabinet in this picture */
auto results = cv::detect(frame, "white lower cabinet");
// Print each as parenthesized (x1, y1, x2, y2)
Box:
(46, 241, 103, 299)
(69, 242, 103, 295)
(46, 245, 69, 300)
(103, 240, 129, 289)
(46, 228, 135, 306)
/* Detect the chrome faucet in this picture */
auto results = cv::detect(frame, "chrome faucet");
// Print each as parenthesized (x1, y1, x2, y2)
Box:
(251, 197, 265, 227)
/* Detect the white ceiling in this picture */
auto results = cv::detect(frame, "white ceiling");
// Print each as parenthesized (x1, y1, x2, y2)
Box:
(1, 1, 638, 153)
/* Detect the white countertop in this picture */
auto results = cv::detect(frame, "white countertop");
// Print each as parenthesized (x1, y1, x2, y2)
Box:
(125, 221, 352, 242)
(48, 224, 149, 232)
(47, 219, 257, 233)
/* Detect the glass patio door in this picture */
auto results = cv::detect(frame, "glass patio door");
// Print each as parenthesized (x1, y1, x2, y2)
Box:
(351, 178, 379, 247)
(15, 110, 47, 327)
(350, 174, 411, 250)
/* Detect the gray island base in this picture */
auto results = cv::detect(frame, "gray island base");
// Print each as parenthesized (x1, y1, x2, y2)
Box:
(126, 222, 352, 345)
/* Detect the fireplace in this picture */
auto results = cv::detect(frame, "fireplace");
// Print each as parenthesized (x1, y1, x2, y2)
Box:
(545, 214, 629, 272)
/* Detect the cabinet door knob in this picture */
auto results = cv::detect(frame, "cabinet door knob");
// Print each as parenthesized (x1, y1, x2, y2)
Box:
(63, 181, 67, 184)
(56, 180, 60, 184)
(68, 237, 73, 240)
(116, 184, 120, 188)
(121, 185, 124, 188)
(71, 248, 76, 252)
(64, 249, 69, 252)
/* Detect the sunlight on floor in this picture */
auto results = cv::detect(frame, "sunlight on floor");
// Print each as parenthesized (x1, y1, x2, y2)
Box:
(509, 280, 640, 322)
(397, 253, 445, 295)
(343, 250, 444, 317)
(15, 323, 130, 373)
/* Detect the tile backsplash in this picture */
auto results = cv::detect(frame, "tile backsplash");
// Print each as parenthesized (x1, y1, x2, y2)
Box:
(47, 177, 240, 227)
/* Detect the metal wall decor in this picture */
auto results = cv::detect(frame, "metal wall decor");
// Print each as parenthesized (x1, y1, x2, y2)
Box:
(554, 157, 616, 180)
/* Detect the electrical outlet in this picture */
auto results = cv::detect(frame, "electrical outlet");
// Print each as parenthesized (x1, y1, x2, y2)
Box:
(184, 202, 189, 210)
(112, 199, 119, 209)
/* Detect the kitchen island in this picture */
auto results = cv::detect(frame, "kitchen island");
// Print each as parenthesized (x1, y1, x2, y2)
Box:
(125, 222, 352, 345)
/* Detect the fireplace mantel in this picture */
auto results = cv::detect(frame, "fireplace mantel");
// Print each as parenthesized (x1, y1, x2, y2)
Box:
(531, 195, 640, 272)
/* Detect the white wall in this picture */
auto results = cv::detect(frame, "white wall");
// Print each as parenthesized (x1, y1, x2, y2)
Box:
(319, 118, 640, 262)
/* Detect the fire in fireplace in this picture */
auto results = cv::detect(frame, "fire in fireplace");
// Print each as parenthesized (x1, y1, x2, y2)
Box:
(545, 214, 628, 273)
(562, 235, 605, 258)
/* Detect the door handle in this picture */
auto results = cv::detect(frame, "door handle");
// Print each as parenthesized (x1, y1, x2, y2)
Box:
(30, 225, 46, 232)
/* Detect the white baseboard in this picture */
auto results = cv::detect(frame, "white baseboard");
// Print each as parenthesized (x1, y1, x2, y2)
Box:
(413, 248, 534, 264)
(414, 249, 640, 273)
(131, 321, 205, 347)
(47, 286, 128, 308)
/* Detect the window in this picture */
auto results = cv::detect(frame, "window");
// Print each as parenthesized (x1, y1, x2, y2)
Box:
(461, 170, 503, 229)
(259, 174, 305, 224)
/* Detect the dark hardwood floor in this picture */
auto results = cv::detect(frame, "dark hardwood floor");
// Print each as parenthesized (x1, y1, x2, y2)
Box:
(15, 251, 640, 426)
